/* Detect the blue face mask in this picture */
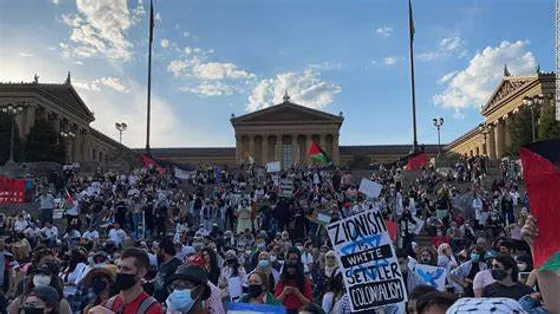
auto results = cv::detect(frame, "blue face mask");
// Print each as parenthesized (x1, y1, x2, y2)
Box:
(258, 260, 270, 269)
(166, 289, 196, 312)
(470, 253, 480, 262)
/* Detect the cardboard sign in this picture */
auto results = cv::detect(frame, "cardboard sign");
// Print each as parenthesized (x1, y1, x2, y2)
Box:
(328, 211, 407, 312)
(413, 216, 425, 235)
(266, 161, 281, 173)
(359, 178, 383, 199)
(413, 264, 447, 291)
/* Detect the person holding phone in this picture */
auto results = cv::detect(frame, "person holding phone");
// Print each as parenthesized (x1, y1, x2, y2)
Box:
(275, 247, 312, 314)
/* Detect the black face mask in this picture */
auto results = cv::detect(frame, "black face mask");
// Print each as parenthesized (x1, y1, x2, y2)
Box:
(248, 284, 263, 298)
(491, 269, 507, 281)
(23, 307, 45, 314)
(114, 273, 138, 291)
(92, 278, 108, 294)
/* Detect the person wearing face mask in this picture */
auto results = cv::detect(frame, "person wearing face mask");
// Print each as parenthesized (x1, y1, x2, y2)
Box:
(482, 254, 533, 300)
(88, 248, 162, 314)
(248, 235, 267, 272)
(275, 248, 312, 314)
(164, 265, 211, 314)
(217, 250, 246, 303)
(448, 246, 488, 297)
(252, 252, 279, 291)
(437, 243, 458, 274)
(240, 271, 280, 305)
(79, 265, 117, 313)
(323, 251, 338, 279)
(21, 285, 61, 314)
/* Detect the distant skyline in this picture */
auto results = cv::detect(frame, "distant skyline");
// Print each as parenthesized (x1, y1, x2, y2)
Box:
(0, 0, 554, 148)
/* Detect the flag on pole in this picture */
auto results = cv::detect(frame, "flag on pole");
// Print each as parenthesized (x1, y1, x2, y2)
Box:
(409, 0, 415, 42)
(519, 139, 560, 271)
(149, 0, 155, 44)
(405, 151, 428, 171)
(307, 142, 330, 165)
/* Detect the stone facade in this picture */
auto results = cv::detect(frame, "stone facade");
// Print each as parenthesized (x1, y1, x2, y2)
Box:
(230, 94, 343, 168)
(0, 74, 129, 166)
(446, 71, 555, 158)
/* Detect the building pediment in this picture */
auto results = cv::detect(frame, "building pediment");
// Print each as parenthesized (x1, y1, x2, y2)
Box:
(231, 101, 344, 125)
(480, 76, 537, 115)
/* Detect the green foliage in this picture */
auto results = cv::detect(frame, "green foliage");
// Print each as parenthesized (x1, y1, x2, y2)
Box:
(348, 153, 371, 169)
(537, 102, 560, 141)
(507, 106, 534, 156)
(24, 117, 66, 163)
(0, 114, 24, 164)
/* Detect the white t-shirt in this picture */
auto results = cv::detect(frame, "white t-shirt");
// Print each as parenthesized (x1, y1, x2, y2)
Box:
(108, 228, 126, 246)
(41, 226, 58, 239)
(83, 230, 100, 241)
(14, 220, 28, 232)
(473, 269, 496, 291)
(24, 227, 42, 239)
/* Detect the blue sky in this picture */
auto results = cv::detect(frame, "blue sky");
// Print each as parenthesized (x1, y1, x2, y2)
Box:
(0, 0, 554, 148)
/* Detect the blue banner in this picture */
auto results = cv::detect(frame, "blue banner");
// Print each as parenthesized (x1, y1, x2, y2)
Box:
(227, 303, 286, 314)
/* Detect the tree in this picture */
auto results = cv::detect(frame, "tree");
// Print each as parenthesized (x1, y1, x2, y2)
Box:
(537, 101, 560, 141)
(0, 113, 24, 164)
(507, 106, 534, 156)
(24, 117, 66, 163)
(348, 153, 371, 169)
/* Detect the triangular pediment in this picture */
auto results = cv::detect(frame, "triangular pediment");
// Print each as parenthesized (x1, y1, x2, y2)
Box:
(231, 102, 343, 124)
(481, 76, 537, 114)
(38, 85, 95, 121)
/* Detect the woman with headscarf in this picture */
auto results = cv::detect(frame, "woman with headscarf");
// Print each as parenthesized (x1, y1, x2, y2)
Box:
(252, 252, 279, 291)
(218, 250, 246, 303)
(322, 270, 345, 314)
(437, 243, 458, 274)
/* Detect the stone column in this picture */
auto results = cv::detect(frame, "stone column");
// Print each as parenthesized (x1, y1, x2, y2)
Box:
(275, 134, 281, 162)
(320, 133, 327, 151)
(303, 135, 309, 164)
(494, 120, 504, 158)
(504, 115, 512, 151)
(333, 133, 340, 164)
(25, 105, 36, 136)
(291, 135, 298, 167)
(487, 125, 496, 159)
(74, 126, 81, 163)
(262, 134, 269, 164)
(248, 135, 255, 160)
(235, 134, 242, 164)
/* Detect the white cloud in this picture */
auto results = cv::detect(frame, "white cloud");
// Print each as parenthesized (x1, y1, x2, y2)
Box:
(19, 52, 34, 57)
(375, 26, 393, 38)
(418, 51, 441, 62)
(51, 0, 61, 5)
(440, 36, 463, 51)
(59, 0, 134, 61)
(73, 60, 84, 65)
(383, 57, 397, 65)
(371, 60, 377, 65)
(160, 39, 169, 48)
(167, 60, 189, 77)
(155, 13, 162, 22)
(183, 32, 190, 37)
(438, 71, 458, 84)
(307, 62, 342, 71)
(74, 76, 129, 92)
(433, 40, 537, 111)
(453, 108, 466, 119)
(131, 0, 146, 24)
(181, 82, 236, 97)
(247, 69, 341, 112)
(184, 47, 192, 55)
(192, 62, 254, 80)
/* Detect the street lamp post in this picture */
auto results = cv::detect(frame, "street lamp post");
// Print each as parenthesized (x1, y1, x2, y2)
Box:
(1, 104, 24, 165)
(60, 130, 76, 163)
(523, 95, 544, 142)
(433, 117, 445, 155)
(115, 122, 128, 144)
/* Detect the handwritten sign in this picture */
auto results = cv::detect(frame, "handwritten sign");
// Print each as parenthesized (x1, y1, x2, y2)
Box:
(413, 264, 447, 291)
(359, 178, 382, 199)
(328, 211, 407, 312)
(266, 161, 281, 173)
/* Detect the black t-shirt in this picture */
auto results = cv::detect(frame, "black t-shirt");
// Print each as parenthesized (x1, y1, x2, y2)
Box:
(482, 282, 533, 300)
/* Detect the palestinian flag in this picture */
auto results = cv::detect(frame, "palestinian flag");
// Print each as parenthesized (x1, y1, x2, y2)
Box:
(308, 142, 330, 165)
(520, 139, 560, 271)
(404, 151, 428, 171)
(142, 153, 166, 174)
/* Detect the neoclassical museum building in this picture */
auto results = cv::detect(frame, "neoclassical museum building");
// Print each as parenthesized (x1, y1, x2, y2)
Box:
(445, 69, 556, 158)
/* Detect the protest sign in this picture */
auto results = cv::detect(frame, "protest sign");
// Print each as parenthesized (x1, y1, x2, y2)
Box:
(316, 213, 332, 225)
(413, 216, 424, 235)
(358, 178, 382, 199)
(266, 161, 281, 173)
(280, 178, 293, 197)
(413, 264, 447, 291)
(227, 303, 285, 314)
(328, 211, 407, 312)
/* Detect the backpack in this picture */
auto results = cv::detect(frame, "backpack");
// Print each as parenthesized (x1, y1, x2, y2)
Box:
(105, 294, 158, 314)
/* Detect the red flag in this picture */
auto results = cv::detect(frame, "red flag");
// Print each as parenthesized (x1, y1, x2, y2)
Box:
(520, 139, 560, 270)
(405, 151, 428, 171)
(385, 219, 398, 242)
(143, 154, 166, 175)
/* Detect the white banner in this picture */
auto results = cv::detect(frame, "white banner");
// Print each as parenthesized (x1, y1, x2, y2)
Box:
(266, 161, 281, 173)
(358, 178, 382, 199)
(327, 211, 407, 312)
(174, 167, 193, 180)
(413, 264, 447, 291)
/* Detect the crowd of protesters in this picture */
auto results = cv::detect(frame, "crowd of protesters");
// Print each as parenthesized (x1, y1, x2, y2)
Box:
(0, 153, 558, 314)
